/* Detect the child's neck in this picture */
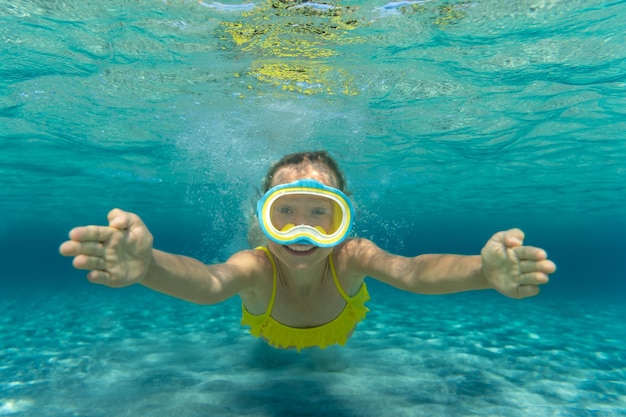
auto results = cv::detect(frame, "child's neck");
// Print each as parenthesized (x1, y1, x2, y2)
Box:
(276, 258, 329, 297)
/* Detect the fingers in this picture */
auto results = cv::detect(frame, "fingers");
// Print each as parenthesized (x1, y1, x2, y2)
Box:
(515, 248, 557, 276)
(61, 209, 136, 254)
(518, 271, 550, 285)
(86, 269, 111, 285)
(108, 208, 129, 229)
(516, 285, 540, 299)
(59, 240, 77, 256)
(519, 258, 557, 274)
(513, 259, 553, 291)
(68, 225, 114, 243)
(488, 228, 524, 250)
(108, 208, 144, 231)
(60, 226, 111, 258)
(63, 209, 138, 246)
(515, 257, 555, 286)
(512, 245, 548, 261)
(72, 254, 106, 271)
(59, 241, 103, 257)
(486, 228, 556, 299)
(503, 228, 525, 246)
(60, 209, 140, 288)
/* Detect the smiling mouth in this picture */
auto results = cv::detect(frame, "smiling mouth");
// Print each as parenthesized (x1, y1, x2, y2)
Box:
(284, 244, 317, 255)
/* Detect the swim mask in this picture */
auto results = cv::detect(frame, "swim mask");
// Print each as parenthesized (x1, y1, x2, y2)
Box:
(257, 179, 354, 248)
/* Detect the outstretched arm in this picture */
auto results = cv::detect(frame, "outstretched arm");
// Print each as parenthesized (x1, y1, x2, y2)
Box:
(59, 208, 258, 304)
(347, 229, 556, 299)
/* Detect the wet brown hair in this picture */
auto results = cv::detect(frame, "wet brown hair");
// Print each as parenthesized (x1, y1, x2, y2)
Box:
(262, 150, 349, 194)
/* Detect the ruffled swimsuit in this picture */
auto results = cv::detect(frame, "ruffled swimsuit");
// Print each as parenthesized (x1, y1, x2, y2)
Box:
(241, 246, 370, 351)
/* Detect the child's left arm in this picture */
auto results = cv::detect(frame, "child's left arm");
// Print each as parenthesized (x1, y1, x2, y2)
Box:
(348, 228, 556, 299)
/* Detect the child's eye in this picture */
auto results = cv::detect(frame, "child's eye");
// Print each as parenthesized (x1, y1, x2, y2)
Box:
(278, 206, 293, 214)
(312, 208, 329, 216)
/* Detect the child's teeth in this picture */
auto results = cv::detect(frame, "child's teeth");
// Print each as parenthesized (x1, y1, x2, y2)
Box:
(288, 245, 313, 252)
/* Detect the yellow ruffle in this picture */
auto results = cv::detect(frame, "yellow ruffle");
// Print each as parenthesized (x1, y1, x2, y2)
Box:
(242, 284, 370, 352)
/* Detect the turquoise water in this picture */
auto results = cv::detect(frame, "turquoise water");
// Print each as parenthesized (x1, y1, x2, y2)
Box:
(1, 0, 625, 415)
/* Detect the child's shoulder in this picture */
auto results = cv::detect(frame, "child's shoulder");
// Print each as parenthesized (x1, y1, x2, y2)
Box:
(333, 238, 378, 290)
(334, 237, 381, 267)
(227, 248, 275, 277)
(337, 237, 379, 254)
(226, 248, 275, 298)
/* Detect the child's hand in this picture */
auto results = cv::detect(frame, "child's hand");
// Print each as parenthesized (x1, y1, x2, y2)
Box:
(59, 209, 154, 287)
(480, 229, 556, 299)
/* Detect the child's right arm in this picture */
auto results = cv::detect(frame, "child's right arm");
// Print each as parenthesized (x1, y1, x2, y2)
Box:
(59, 208, 257, 304)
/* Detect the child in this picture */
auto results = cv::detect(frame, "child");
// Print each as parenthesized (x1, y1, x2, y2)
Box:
(59, 150, 556, 351)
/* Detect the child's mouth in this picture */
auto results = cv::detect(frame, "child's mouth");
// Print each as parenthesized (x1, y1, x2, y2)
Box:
(284, 244, 317, 255)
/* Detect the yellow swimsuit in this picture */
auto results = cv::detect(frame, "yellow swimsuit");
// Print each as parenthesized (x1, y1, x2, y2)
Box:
(241, 246, 370, 351)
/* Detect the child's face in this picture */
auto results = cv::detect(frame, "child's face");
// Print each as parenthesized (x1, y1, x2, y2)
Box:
(266, 162, 339, 269)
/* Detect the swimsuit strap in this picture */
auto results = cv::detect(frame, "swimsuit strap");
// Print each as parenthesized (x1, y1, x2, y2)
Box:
(255, 247, 350, 312)
(329, 252, 352, 302)
(254, 246, 277, 318)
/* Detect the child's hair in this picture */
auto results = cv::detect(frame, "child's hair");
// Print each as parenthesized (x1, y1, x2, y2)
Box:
(262, 150, 349, 193)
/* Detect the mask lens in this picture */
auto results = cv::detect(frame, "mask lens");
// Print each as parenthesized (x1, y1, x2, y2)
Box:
(269, 194, 338, 235)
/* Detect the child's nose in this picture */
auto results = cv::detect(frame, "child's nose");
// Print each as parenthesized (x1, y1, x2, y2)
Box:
(294, 212, 315, 226)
